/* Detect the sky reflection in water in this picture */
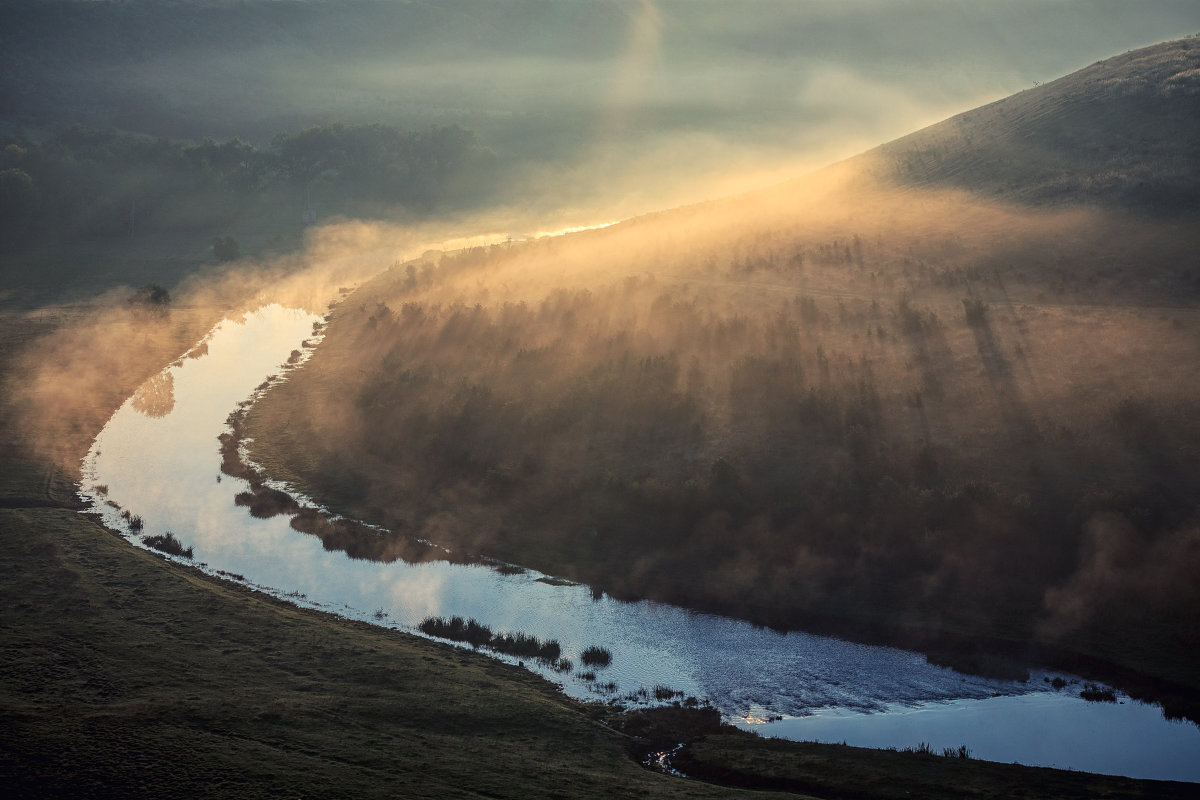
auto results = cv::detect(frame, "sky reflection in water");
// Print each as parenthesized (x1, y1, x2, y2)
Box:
(82, 304, 1200, 782)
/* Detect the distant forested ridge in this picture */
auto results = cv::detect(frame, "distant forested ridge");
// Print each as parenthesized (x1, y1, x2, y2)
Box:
(0, 123, 493, 249)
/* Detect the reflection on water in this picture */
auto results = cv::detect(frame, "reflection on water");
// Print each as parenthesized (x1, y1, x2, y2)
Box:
(735, 692, 1200, 784)
(130, 371, 175, 418)
(81, 303, 1200, 783)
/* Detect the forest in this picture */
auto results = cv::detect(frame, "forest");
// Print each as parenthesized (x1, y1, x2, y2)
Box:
(246, 172, 1200, 701)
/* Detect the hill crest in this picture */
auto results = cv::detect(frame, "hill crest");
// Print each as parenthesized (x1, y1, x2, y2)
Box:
(861, 37, 1200, 214)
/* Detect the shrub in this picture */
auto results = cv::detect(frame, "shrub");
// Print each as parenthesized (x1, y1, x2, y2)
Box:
(653, 684, 682, 701)
(417, 616, 560, 661)
(417, 615, 494, 648)
(234, 487, 301, 518)
(489, 631, 561, 662)
(580, 646, 612, 667)
(1080, 683, 1117, 702)
(143, 532, 193, 559)
(128, 285, 171, 317)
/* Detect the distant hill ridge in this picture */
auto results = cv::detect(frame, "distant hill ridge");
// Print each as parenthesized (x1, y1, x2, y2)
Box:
(865, 37, 1200, 214)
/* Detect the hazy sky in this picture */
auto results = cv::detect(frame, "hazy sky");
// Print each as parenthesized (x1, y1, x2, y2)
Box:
(319, 0, 1200, 211)
(4, 0, 1198, 215)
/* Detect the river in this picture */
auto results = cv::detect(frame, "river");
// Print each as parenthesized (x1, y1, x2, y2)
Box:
(81, 302, 1200, 783)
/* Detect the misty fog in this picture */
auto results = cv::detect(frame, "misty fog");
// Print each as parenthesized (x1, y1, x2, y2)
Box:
(3, 6, 1200, 780)
(4, 0, 1199, 221)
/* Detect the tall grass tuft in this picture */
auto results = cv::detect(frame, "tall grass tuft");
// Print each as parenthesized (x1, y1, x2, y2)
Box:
(143, 531, 193, 559)
(580, 645, 612, 667)
(418, 616, 562, 662)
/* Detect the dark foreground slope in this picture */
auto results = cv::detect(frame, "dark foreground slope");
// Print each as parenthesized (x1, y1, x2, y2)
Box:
(244, 38, 1200, 710)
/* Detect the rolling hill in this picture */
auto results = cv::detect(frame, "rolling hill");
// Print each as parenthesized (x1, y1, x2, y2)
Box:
(866, 37, 1200, 214)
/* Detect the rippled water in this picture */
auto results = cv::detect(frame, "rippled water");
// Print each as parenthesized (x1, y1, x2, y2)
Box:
(735, 692, 1200, 783)
(81, 303, 1200, 782)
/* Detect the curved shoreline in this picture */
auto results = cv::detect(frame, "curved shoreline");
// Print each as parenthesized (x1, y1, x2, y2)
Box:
(235, 334, 1200, 725)
(78, 302, 1200, 781)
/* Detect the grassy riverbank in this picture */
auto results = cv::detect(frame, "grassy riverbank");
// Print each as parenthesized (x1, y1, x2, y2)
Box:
(3, 297, 1195, 798)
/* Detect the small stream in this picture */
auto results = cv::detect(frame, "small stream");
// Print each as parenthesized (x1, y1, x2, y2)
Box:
(81, 303, 1200, 783)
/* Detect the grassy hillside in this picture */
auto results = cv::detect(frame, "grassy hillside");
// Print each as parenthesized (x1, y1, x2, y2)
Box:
(867, 37, 1200, 214)
(242, 39, 1200, 709)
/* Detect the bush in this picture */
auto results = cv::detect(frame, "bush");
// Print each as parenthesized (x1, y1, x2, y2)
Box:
(234, 487, 301, 518)
(418, 616, 560, 661)
(418, 616, 493, 648)
(580, 646, 612, 667)
(1080, 683, 1117, 702)
(143, 532, 193, 559)
(129, 285, 171, 320)
(653, 684, 682, 701)
(489, 631, 561, 662)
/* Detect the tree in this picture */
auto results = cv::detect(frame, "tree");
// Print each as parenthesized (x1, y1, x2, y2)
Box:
(129, 284, 171, 319)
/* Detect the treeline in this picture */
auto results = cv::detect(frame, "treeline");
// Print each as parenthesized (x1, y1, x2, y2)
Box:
(0, 122, 494, 248)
